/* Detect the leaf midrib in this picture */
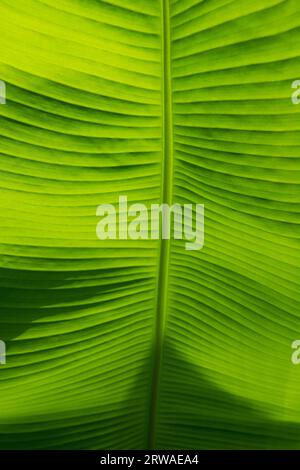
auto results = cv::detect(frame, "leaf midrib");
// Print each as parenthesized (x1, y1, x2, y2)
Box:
(147, 0, 174, 450)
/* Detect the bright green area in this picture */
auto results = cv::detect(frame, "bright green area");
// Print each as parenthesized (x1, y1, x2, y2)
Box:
(0, 0, 300, 450)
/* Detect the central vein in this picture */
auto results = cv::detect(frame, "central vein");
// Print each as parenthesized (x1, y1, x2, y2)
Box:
(147, 0, 174, 450)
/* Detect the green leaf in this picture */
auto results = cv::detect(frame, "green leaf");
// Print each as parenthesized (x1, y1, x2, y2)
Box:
(0, 0, 300, 450)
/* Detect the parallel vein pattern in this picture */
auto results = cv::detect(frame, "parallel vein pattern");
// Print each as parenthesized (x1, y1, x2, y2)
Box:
(0, 0, 162, 450)
(157, 0, 300, 450)
(0, 0, 300, 450)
